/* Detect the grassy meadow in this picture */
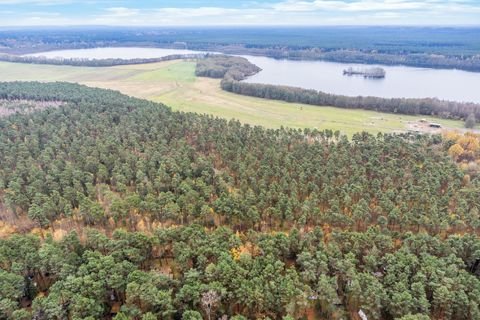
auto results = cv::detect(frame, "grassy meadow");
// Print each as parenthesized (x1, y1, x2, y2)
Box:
(0, 59, 466, 136)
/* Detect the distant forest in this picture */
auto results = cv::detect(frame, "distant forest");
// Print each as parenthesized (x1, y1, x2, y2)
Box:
(1, 27, 480, 71)
(0, 53, 205, 67)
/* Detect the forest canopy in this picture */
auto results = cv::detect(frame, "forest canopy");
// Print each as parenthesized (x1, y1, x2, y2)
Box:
(0, 82, 479, 320)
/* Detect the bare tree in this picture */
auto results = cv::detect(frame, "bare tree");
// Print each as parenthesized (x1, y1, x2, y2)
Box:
(201, 290, 220, 320)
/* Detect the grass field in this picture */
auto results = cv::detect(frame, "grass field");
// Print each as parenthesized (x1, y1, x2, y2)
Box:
(0, 60, 467, 136)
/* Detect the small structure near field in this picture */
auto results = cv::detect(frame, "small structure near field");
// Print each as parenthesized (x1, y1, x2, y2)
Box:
(406, 119, 445, 134)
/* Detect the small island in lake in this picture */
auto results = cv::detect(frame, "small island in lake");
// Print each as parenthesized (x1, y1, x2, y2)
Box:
(343, 67, 386, 78)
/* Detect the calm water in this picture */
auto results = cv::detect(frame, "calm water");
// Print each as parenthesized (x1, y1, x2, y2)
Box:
(24, 47, 208, 59)
(26, 47, 480, 103)
(243, 55, 480, 103)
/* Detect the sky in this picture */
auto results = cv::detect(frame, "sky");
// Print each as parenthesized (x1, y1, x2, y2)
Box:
(0, 0, 479, 26)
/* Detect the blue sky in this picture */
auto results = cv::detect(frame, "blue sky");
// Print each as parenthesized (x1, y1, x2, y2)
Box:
(0, 0, 479, 26)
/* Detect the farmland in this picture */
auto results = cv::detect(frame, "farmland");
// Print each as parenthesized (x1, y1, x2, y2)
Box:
(0, 59, 465, 136)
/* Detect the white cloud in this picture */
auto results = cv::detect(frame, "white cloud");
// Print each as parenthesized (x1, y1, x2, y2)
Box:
(104, 7, 140, 17)
(0, 0, 72, 4)
(273, 0, 346, 12)
(155, 7, 236, 18)
(273, 0, 480, 13)
(1, 0, 480, 26)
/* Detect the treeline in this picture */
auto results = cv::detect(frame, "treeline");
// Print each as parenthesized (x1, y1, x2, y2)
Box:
(195, 55, 261, 81)
(0, 82, 480, 319)
(320, 50, 480, 72)
(243, 48, 480, 72)
(0, 53, 206, 67)
(2, 27, 480, 71)
(221, 79, 480, 120)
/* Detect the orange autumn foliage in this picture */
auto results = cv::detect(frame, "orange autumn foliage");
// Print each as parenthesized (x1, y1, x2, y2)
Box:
(448, 144, 464, 159)
(445, 131, 480, 161)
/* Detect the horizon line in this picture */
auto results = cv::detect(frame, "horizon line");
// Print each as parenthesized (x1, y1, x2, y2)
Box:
(1, 24, 480, 29)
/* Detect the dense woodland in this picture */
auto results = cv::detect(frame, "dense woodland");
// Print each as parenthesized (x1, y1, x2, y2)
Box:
(0, 82, 480, 320)
(195, 55, 261, 81)
(1, 27, 480, 71)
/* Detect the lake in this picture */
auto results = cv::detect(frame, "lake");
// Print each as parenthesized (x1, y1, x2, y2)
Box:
(26, 47, 480, 103)
(23, 47, 208, 60)
(243, 55, 480, 103)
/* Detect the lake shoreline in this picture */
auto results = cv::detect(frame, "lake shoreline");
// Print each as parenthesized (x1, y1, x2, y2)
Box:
(242, 55, 480, 103)
(8, 47, 480, 104)
(1, 43, 479, 73)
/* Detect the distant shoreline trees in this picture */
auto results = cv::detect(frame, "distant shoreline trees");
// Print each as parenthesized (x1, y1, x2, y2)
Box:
(0, 53, 207, 67)
(4, 44, 480, 72)
(2, 26, 480, 72)
(195, 55, 261, 81)
(194, 56, 480, 121)
(257, 48, 480, 72)
(220, 79, 480, 120)
(2, 50, 479, 121)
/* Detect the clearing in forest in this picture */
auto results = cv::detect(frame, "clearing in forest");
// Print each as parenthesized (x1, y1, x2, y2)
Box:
(0, 60, 466, 136)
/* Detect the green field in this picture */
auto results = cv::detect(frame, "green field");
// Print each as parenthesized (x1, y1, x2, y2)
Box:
(0, 60, 466, 136)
